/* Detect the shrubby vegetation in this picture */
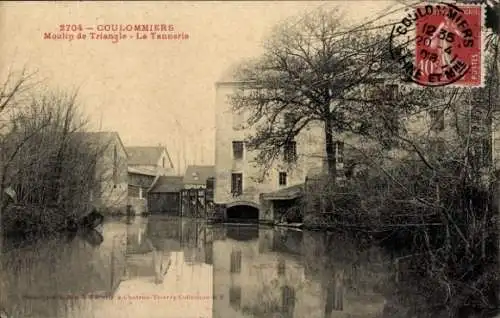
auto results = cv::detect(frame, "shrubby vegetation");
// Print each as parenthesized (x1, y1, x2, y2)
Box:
(231, 5, 500, 317)
(0, 69, 110, 237)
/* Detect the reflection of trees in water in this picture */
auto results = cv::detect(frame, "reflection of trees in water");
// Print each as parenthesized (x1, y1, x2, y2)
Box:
(240, 279, 282, 317)
(265, 228, 392, 317)
(239, 283, 296, 318)
(0, 236, 120, 317)
(272, 230, 303, 255)
(324, 269, 344, 315)
(301, 230, 391, 297)
(212, 226, 394, 318)
(237, 254, 298, 318)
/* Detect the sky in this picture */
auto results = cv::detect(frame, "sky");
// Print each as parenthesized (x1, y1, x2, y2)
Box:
(0, 1, 399, 175)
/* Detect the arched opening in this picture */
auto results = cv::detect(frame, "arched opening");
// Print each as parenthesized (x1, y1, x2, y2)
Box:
(226, 204, 259, 223)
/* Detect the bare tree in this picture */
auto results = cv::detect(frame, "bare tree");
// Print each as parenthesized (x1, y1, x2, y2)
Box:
(0, 69, 114, 235)
(229, 7, 439, 183)
(230, 4, 500, 316)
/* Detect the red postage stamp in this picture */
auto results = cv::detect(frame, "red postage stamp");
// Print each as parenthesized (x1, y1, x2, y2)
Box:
(413, 3, 484, 87)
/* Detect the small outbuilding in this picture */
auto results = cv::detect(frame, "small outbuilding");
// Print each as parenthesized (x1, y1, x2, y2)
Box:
(147, 176, 184, 215)
(260, 184, 304, 224)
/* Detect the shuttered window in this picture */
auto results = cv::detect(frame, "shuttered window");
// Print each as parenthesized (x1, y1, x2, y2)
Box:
(279, 172, 287, 186)
(231, 173, 242, 196)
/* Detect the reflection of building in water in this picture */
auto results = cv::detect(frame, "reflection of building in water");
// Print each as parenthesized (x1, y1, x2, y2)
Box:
(213, 229, 323, 318)
(122, 217, 215, 287)
(213, 228, 387, 318)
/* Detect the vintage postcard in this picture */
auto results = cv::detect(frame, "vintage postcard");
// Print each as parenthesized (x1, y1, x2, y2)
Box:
(0, 1, 499, 318)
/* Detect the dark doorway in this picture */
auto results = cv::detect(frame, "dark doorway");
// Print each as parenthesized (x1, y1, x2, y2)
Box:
(226, 205, 259, 223)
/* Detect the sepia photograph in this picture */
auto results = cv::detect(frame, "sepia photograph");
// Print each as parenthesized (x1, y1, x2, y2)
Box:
(0, 1, 499, 317)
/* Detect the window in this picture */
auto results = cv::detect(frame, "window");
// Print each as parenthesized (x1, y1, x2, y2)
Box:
(231, 173, 243, 196)
(230, 251, 242, 273)
(232, 141, 244, 160)
(229, 286, 241, 309)
(283, 141, 297, 163)
(162, 157, 165, 168)
(139, 187, 143, 199)
(279, 172, 287, 186)
(429, 110, 445, 131)
(335, 141, 344, 164)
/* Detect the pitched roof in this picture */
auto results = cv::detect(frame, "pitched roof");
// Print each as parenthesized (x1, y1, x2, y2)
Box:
(128, 166, 159, 177)
(71, 131, 128, 157)
(126, 146, 173, 167)
(183, 165, 215, 185)
(261, 184, 304, 200)
(149, 176, 184, 193)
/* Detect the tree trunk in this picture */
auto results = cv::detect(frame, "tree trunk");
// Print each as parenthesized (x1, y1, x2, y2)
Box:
(324, 118, 337, 182)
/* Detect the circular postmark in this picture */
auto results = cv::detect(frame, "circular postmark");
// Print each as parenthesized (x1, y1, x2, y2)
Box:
(390, 2, 483, 87)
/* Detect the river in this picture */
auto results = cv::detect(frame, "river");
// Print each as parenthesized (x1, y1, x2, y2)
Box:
(0, 215, 399, 318)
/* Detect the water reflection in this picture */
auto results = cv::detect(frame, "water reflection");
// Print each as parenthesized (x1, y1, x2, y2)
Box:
(213, 227, 391, 318)
(1, 216, 394, 318)
(0, 216, 213, 318)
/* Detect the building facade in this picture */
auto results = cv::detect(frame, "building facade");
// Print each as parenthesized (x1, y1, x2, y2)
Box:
(214, 74, 327, 222)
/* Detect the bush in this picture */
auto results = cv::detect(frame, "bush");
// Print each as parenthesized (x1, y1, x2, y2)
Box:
(303, 155, 499, 316)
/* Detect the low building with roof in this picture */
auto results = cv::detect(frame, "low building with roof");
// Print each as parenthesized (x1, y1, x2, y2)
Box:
(183, 165, 216, 189)
(126, 145, 176, 214)
(147, 176, 184, 215)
